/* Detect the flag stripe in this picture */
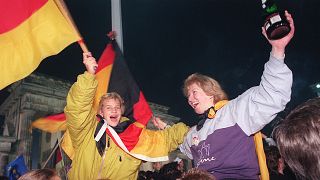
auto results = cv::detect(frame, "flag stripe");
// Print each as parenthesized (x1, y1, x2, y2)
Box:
(32, 113, 67, 133)
(93, 43, 116, 110)
(133, 92, 153, 125)
(108, 41, 152, 125)
(96, 43, 115, 72)
(105, 41, 153, 151)
(0, 0, 47, 33)
(0, 0, 79, 90)
(44, 113, 67, 121)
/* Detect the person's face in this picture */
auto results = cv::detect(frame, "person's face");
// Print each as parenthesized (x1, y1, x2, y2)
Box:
(152, 162, 162, 171)
(179, 160, 184, 168)
(187, 83, 214, 114)
(178, 161, 184, 171)
(99, 98, 122, 127)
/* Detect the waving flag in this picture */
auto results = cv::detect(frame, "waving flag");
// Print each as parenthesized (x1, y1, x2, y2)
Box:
(31, 113, 67, 133)
(32, 38, 153, 160)
(102, 40, 152, 125)
(103, 40, 153, 151)
(0, 0, 79, 90)
(93, 40, 174, 162)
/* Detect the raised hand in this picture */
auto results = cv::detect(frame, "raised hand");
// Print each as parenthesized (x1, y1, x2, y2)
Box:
(262, 10, 295, 59)
(152, 116, 168, 130)
(83, 52, 98, 75)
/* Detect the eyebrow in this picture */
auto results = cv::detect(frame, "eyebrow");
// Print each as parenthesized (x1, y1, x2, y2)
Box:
(105, 105, 121, 107)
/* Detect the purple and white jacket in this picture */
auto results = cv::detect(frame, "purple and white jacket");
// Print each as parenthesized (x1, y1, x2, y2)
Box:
(180, 54, 292, 179)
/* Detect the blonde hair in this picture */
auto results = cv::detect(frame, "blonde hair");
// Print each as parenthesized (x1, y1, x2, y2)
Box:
(183, 73, 228, 103)
(99, 92, 125, 114)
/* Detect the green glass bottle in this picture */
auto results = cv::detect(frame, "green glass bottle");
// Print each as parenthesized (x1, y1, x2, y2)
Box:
(261, 0, 291, 40)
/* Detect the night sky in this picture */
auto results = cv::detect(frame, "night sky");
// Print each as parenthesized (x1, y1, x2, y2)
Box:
(1, 0, 320, 131)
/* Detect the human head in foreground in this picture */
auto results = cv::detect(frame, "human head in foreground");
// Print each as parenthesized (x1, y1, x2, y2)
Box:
(181, 168, 216, 180)
(18, 168, 61, 180)
(273, 97, 320, 180)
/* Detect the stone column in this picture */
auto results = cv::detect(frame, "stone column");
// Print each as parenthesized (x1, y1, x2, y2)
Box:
(0, 152, 9, 175)
(17, 109, 35, 168)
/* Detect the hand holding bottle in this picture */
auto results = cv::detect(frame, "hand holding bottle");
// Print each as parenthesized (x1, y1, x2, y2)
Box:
(261, 0, 291, 40)
(262, 11, 295, 59)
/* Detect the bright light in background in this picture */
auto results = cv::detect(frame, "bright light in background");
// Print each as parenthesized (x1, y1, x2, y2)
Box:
(310, 83, 320, 97)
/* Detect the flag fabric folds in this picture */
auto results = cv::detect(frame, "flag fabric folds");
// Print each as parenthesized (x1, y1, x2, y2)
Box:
(31, 113, 67, 133)
(94, 40, 177, 161)
(104, 40, 153, 151)
(0, 0, 79, 90)
(69, 40, 154, 160)
(106, 40, 152, 126)
(54, 144, 63, 170)
(31, 39, 156, 160)
(49, 141, 64, 170)
(5, 155, 28, 180)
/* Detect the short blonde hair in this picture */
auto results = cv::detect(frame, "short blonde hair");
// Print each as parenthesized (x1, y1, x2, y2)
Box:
(99, 92, 125, 114)
(183, 73, 228, 103)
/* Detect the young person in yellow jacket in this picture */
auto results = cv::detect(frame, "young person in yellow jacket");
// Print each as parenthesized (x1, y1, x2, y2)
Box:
(64, 52, 189, 180)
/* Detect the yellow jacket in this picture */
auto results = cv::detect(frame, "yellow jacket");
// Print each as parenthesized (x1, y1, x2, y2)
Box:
(65, 72, 189, 180)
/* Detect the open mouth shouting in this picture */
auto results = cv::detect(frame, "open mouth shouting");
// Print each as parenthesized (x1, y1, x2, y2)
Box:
(107, 114, 120, 127)
(189, 101, 199, 110)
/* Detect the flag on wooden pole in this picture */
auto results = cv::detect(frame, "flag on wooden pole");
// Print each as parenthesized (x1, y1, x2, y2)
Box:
(0, 0, 80, 90)
(31, 38, 154, 160)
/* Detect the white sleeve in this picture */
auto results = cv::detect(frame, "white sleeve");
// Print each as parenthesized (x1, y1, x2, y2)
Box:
(228, 53, 293, 135)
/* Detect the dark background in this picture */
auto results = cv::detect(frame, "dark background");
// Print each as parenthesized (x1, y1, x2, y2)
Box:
(1, 0, 319, 133)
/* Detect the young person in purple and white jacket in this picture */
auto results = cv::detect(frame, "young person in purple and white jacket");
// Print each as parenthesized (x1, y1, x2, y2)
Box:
(178, 11, 295, 179)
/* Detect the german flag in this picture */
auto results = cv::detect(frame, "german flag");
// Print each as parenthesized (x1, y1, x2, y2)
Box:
(31, 113, 67, 133)
(102, 40, 153, 151)
(94, 41, 172, 161)
(106, 40, 152, 126)
(0, 0, 79, 90)
(33, 39, 153, 159)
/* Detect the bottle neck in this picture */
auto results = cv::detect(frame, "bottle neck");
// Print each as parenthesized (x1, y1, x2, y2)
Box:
(262, 0, 278, 14)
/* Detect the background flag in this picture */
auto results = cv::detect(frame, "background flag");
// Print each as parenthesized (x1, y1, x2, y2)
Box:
(31, 113, 67, 133)
(5, 155, 28, 180)
(0, 0, 80, 90)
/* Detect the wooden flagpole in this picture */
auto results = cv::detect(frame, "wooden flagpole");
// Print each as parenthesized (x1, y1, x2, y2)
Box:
(53, 0, 89, 53)
(42, 133, 65, 169)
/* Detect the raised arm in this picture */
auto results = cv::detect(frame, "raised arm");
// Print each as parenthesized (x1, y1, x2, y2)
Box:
(151, 116, 189, 152)
(64, 52, 98, 148)
(228, 11, 295, 135)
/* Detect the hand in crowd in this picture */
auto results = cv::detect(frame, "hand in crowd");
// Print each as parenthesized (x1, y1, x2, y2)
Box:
(83, 52, 98, 75)
(152, 116, 167, 130)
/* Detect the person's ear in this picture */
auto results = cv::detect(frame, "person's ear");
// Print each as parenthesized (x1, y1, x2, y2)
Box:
(99, 109, 104, 117)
